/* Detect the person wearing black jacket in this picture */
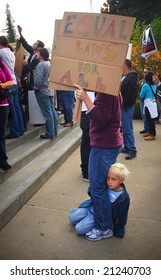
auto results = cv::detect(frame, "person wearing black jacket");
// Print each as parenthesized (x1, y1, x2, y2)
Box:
(17, 25, 45, 121)
(17, 25, 45, 88)
(121, 59, 138, 160)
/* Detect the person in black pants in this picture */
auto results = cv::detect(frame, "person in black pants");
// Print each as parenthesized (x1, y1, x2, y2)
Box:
(80, 91, 95, 181)
(80, 111, 91, 181)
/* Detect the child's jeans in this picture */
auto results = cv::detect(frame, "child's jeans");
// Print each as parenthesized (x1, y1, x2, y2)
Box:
(69, 207, 94, 235)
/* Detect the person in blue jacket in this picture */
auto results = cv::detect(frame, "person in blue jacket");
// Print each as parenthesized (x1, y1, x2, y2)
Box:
(69, 162, 130, 240)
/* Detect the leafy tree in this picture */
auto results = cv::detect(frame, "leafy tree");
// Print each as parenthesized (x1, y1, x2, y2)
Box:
(101, 0, 161, 23)
(131, 21, 146, 46)
(5, 3, 16, 43)
(151, 17, 161, 49)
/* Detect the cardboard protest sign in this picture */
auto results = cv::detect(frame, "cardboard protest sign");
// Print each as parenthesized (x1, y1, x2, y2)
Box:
(51, 19, 62, 57)
(49, 12, 135, 96)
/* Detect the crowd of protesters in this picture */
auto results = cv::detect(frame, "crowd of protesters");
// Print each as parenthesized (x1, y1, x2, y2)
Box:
(1, 30, 161, 244)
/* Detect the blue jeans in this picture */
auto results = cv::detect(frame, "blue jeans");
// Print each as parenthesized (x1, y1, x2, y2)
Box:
(8, 85, 25, 137)
(122, 106, 137, 152)
(0, 105, 9, 164)
(35, 91, 58, 139)
(80, 111, 91, 178)
(89, 146, 122, 231)
(69, 207, 94, 235)
(139, 101, 149, 132)
(59, 91, 75, 124)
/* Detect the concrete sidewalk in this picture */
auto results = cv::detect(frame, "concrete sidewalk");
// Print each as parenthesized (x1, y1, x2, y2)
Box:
(0, 120, 161, 260)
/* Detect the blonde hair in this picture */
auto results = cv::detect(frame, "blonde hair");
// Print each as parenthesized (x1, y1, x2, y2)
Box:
(108, 162, 130, 180)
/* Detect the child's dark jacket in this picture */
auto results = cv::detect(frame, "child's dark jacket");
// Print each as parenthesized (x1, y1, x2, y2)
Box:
(79, 183, 130, 238)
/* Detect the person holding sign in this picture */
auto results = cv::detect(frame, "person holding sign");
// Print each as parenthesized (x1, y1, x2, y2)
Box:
(74, 85, 123, 241)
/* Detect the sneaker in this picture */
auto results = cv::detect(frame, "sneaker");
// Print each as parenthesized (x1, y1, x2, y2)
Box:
(85, 228, 97, 237)
(120, 147, 129, 153)
(125, 151, 137, 160)
(85, 228, 113, 241)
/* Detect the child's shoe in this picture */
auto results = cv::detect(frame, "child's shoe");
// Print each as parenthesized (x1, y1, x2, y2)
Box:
(85, 228, 113, 241)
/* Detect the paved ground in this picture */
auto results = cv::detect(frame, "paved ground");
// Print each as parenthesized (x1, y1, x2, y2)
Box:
(0, 120, 161, 260)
